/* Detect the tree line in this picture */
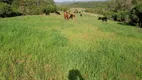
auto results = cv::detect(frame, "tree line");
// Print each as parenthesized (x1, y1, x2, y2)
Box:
(90, 0, 142, 28)
(0, 0, 56, 17)
(63, 0, 142, 28)
(105, 0, 142, 27)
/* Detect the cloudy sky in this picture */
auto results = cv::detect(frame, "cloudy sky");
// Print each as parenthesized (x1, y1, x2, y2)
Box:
(54, 0, 103, 2)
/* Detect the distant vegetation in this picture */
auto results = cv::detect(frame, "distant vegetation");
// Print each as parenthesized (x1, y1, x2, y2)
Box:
(59, 0, 142, 28)
(0, 0, 56, 17)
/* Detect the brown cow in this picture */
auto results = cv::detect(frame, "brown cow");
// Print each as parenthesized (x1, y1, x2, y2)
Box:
(64, 11, 69, 20)
(69, 14, 76, 19)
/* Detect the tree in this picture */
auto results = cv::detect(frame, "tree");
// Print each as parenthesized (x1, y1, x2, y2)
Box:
(0, 0, 14, 4)
(113, 0, 133, 12)
(0, 0, 56, 17)
(132, 0, 142, 5)
(11, 0, 56, 15)
(132, 3, 142, 27)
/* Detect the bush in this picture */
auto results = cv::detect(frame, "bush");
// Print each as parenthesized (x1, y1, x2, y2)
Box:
(43, 5, 56, 15)
(130, 3, 142, 27)
(112, 13, 117, 21)
(129, 13, 139, 26)
(117, 11, 129, 22)
(0, 2, 22, 18)
(56, 6, 68, 11)
(110, 11, 130, 22)
(135, 3, 142, 12)
(103, 11, 115, 19)
(0, 2, 12, 17)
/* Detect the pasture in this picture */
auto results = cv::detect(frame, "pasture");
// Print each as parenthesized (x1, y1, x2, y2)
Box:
(0, 14, 142, 80)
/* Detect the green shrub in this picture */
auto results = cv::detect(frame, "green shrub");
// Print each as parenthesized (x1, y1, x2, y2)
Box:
(117, 11, 129, 22)
(129, 13, 139, 26)
(0, 2, 22, 18)
(135, 3, 142, 12)
(103, 11, 115, 19)
(129, 3, 142, 27)
(0, 2, 12, 17)
(56, 6, 68, 11)
(109, 11, 130, 22)
(43, 5, 56, 15)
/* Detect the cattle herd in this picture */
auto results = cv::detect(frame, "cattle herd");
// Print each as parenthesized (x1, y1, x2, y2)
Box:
(64, 11, 76, 20)
(98, 17, 108, 22)
(55, 10, 108, 22)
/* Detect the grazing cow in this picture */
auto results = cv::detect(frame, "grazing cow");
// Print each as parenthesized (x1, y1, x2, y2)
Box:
(98, 17, 107, 22)
(64, 12, 66, 19)
(64, 11, 69, 20)
(69, 14, 75, 19)
(55, 11, 61, 15)
(68, 12, 71, 15)
(69, 14, 74, 19)
(102, 17, 107, 22)
(80, 14, 82, 17)
(66, 12, 69, 19)
(79, 12, 82, 17)
(64, 12, 67, 19)
(98, 17, 102, 20)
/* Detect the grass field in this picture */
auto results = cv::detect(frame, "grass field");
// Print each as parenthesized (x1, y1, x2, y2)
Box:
(0, 14, 142, 80)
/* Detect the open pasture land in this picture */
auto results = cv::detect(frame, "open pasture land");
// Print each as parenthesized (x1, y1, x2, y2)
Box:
(0, 14, 142, 80)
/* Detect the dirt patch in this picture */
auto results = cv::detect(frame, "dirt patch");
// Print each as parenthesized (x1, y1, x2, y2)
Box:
(81, 33, 89, 40)
(120, 74, 136, 80)
(44, 64, 52, 72)
(61, 24, 117, 45)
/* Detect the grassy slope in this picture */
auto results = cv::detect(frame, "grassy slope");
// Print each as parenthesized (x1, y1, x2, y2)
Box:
(58, 1, 106, 9)
(0, 14, 142, 80)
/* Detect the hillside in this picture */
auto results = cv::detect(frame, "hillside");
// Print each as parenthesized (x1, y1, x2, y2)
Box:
(0, 14, 142, 80)
(56, 1, 107, 9)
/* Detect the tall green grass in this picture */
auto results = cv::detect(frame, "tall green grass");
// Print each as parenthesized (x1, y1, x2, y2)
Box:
(0, 14, 142, 80)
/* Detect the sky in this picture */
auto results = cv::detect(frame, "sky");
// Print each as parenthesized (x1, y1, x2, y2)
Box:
(54, 0, 103, 2)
